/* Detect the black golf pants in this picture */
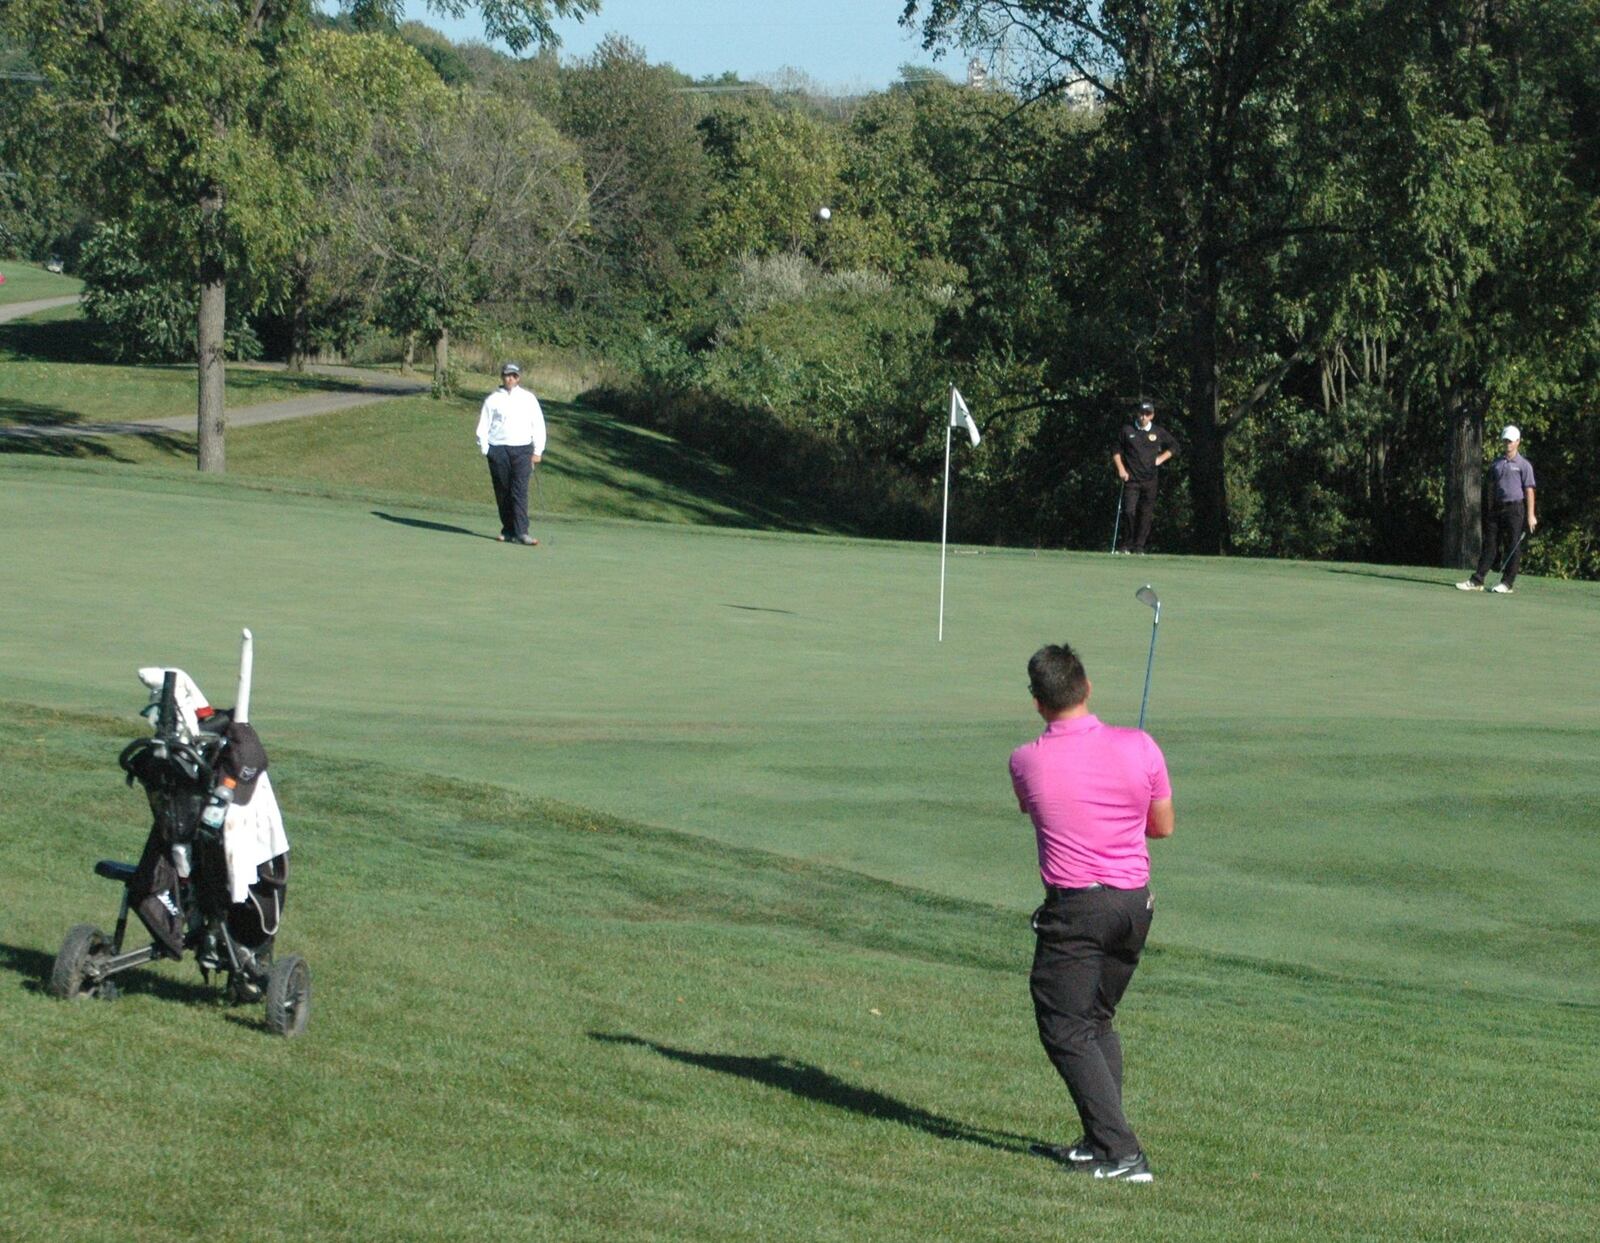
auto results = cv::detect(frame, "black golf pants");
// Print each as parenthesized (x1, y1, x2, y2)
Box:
(1120, 478, 1159, 553)
(486, 444, 533, 540)
(1472, 500, 1526, 587)
(1030, 884, 1154, 1160)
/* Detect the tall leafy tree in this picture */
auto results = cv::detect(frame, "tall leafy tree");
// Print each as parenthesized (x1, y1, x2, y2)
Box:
(0, 0, 593, 472)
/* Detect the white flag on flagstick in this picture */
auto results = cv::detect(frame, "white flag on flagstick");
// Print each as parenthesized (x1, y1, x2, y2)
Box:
(950, 386, 980, 447)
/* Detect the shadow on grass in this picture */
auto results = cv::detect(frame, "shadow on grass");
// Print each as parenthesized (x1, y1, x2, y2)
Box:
(548, 400, 832, 534)
(372, 510, 496, 541)
(590, 1032, 1043, 1154)
(1325, 567, 1456, 589)
(0, 940, 217, 1005)
(725, 604, 799, 616)
(0, 402, 192, 460)
(0, 315, 106, 364)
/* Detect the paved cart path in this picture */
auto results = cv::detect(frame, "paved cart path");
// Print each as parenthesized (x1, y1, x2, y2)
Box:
(0, 294, 81, 323)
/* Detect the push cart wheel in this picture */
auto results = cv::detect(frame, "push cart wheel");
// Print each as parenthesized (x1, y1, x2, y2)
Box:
(49, 924, 111, 1001)
(264, 954, 310, 1037)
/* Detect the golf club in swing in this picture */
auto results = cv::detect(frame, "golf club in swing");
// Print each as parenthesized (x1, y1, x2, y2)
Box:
(1111, 479, 1127, 554)
(1135, 584, 1161, 730)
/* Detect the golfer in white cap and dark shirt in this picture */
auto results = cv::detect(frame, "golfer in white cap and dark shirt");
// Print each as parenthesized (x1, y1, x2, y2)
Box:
(476, 363, 546, 545)
(1457, 425, 1536, 594)
(1011, 643, 1174, 1183)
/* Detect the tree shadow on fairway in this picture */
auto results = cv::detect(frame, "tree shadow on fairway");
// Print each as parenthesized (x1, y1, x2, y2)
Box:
(1325, 567, 1457, 589)
(372, 511, 497, 541)
(591, 1032, 1044, 1154)
(0, 940, 222, 1006)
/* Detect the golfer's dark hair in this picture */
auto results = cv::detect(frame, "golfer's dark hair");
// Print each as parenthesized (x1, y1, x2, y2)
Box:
(1028, 644, 1089, 712)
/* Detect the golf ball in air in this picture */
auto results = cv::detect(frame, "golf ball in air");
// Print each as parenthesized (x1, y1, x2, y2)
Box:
(816, 206, 832, 221)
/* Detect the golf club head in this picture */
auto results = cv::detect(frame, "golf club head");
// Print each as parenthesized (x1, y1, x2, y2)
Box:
(1135, 584, 1161, 624)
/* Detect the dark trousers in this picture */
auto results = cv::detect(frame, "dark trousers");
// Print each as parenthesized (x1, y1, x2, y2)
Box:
(1030, 884, 1154, 1160)
(1472, 500, 1526, 587)
(486, 444, 532, 539)
(1120, 477, 1159, 553)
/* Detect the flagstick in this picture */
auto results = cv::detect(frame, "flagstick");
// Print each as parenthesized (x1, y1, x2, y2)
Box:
(939, 417, 953, 642)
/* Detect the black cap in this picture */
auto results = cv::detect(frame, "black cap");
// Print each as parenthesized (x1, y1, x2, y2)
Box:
(1138, 400, 1154, 413)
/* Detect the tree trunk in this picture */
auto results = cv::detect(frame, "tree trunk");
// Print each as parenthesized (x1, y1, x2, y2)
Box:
(432, 326, 449, 394)
(197, 185, 227, 474)
(1441, 385, 1484, 568)
(401, 331, 416, 375)
(286, 261, 309, 373)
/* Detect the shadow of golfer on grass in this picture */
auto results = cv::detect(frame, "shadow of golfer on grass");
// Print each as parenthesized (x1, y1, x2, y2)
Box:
(590, 1032, 1043, 1154)
(371, 511, 496, 541)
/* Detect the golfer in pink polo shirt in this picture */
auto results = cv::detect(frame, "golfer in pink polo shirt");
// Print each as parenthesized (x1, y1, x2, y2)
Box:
(1009, 642, 1174, 1183)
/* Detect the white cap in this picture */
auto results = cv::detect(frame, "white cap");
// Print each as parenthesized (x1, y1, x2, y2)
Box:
(1501, 425, 1521, 442)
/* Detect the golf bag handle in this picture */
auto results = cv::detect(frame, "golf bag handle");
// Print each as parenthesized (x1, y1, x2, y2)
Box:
(156, 670, 177, 737)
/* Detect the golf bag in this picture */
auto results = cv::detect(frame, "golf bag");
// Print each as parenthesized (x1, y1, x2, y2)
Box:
(122, 669, 289, 964)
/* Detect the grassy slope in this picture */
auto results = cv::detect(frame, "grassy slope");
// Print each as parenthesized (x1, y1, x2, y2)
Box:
(0, 311, 375, 431)
(3, 460, 1598, 1009)
(2, 704, 1594, 1243)
(0, 260, 82, 304)
(2, 307, 1599, 1238)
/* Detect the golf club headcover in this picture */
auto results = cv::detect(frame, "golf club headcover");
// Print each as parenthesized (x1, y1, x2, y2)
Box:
(218, 721, 268, 805)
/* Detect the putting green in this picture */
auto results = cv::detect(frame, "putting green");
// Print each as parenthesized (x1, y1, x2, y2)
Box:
(4, 457, 1598, 1003)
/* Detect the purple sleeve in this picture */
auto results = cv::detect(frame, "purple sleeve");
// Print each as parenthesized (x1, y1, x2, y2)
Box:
(1520, 457, 1536, 490)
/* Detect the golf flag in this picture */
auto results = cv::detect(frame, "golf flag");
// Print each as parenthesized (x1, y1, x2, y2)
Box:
(939, 385, 980, 641)
(950, 386, 980, 447)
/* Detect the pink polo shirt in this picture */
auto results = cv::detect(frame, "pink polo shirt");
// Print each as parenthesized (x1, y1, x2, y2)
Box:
(1009, 714, 1170, 889)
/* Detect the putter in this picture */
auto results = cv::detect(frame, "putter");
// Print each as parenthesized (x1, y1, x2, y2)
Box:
(533, 465, 551, 547)
(1496, 525, 1531, 574)
(1111, 480, 1126, 554)
(1135, 585, 1161, 730)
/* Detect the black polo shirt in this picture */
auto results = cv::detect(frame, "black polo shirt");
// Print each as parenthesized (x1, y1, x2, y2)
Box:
(1116, 422, 1177, 481)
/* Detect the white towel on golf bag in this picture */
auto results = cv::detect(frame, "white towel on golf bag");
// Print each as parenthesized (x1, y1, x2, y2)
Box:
(222, 771, 289, 903)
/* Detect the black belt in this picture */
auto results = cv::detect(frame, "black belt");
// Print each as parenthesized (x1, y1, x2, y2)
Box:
(1045, 883, 1104, 898)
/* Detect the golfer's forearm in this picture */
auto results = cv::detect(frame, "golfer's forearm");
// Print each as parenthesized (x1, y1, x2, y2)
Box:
(1146, 798, 1174, 839)
(1526, 487, 1535, 521)
(1113, 454, 1128, 475)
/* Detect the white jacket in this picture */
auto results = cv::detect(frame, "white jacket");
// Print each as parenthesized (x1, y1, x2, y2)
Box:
(475, 385, 546, 454)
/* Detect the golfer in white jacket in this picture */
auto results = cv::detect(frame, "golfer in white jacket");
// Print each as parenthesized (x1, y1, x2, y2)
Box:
(476, 362, 547, 545)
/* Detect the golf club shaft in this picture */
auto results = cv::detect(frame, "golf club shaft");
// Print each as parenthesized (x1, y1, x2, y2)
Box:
(1496, 526, 1530, 574)
(1111, 480, 1126, 553)
(1138, 619, 1158, 731)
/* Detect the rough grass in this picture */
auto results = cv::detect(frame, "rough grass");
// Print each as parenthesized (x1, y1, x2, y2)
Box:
(2, 703, 1595, 1242)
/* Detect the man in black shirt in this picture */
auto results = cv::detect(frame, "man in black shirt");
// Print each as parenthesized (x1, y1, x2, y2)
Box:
(1113, 402, 1177, 555)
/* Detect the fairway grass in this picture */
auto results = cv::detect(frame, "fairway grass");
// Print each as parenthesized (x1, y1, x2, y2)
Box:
(2, 703, 1595, 1242)
(3, 455, 1599, 1239)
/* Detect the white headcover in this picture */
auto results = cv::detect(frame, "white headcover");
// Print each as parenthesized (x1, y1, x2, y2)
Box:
(136, 667, 211, 739)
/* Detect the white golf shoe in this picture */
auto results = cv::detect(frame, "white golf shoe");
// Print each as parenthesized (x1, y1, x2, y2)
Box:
(1455, 580, 1484, 591)
(1490, 582, 1514, 594)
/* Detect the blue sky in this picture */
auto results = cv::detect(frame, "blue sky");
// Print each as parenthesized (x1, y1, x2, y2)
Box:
(400, 1, 952, 91)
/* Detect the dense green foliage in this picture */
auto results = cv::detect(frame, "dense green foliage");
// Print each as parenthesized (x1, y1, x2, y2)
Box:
(4, 3, 1598, 572)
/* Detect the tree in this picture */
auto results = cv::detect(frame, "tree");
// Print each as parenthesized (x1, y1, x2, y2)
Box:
(337, 89, 588, 393)
(0, 0, 593, 472)
(903, 1, 1371, 552)
(556, 36, 710, 330)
